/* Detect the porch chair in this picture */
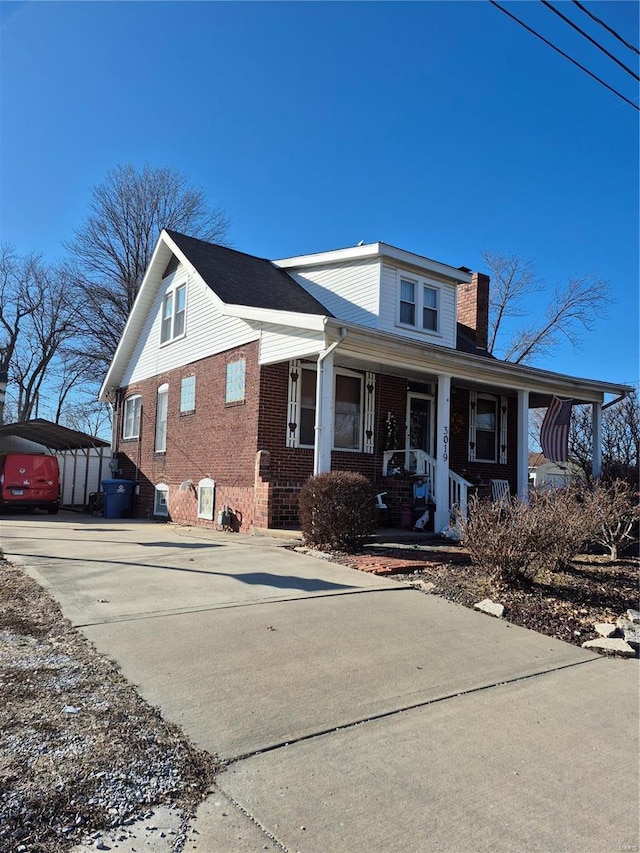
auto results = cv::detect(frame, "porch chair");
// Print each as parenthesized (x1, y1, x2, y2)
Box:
(490, 479, 511, 505)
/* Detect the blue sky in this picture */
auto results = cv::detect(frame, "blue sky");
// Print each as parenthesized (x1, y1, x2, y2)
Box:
(1, 0, 638, 388)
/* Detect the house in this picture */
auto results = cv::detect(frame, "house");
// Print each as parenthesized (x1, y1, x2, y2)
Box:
(528, 451, 582, 489)
(99, 230, 632, 532)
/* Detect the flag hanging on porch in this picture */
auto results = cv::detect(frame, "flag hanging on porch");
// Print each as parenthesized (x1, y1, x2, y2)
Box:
(540, 396, 573, 463)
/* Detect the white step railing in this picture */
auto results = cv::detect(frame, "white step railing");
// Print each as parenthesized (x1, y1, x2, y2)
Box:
(383, 448, 473, 517)
(448, 470, 474, 518)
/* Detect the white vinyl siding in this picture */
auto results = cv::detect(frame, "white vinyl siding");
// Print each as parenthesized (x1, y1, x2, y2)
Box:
(379, 264, 457, 348)
(286, 260, 381, 328)
(122, 263, 259, 386)
(122, 395, 142, 439)
(259, 325, 325, 365)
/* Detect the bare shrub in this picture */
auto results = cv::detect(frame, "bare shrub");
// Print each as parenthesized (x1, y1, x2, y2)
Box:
(459, 484, 597, 586)
(581, 478, 640, 560)
(298, 471, 377, 552)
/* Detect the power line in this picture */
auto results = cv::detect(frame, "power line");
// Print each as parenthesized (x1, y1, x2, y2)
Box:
(488, 0, 640, 111)
(572, 0, 640, 57)
(541, 0, 639, 82)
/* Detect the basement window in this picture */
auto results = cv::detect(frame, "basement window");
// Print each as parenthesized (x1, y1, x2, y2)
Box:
(154, 483, 169, 516)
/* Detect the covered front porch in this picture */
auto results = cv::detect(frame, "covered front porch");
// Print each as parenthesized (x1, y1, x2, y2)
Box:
(301, 324, 620, 533)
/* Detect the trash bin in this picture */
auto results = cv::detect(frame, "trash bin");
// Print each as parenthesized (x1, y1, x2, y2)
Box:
(101, 479, 136, 519)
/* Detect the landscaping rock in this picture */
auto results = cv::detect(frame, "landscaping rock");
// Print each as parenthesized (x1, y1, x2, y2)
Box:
(474, 599, 504, 618)
(593, 623, 617, 638)
(581, 638, 636, 657)
(616, 610, 640, 649)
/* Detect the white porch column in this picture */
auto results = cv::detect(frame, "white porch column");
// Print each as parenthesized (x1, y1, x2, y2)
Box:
(434, 374, 451, 532)
(592, 401, 603, 479)
(313, 350, 335, 475)
(517, 389, 529, 500)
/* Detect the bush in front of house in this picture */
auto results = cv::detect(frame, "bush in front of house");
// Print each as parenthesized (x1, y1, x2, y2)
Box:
(298, 471, 378, 552)
(459, 483, 597, 586)
(582, 478, 640, 560)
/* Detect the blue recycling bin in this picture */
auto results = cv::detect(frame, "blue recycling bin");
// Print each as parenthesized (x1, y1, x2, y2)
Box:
(101, 479, 136, 519)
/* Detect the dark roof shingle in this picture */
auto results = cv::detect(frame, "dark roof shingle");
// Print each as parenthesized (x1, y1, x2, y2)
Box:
(166, 231, 332, 316)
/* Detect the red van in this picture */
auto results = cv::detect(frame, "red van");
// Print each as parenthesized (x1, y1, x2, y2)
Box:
(0, 453, 60, 514)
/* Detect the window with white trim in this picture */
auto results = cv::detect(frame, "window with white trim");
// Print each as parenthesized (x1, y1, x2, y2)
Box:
(397, 273, 439, 333)
(180, 375, 196, 413)
(155, 384, 168, 452)
(294, 366, 364, 451)
(475, 395, 498, 462)
(154, 483, 169, 516)
(122, 395, 142, 440)
(160, 283, 186, 344)
(197, 478, 215, 520)
(468, 391, 508, 463)
(225, 359, 246, 403)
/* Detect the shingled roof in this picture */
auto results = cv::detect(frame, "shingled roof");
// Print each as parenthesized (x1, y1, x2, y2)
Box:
(166, 231, 333, 317)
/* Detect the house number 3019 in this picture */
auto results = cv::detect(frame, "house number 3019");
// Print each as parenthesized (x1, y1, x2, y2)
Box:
(442, 425, 449, 461)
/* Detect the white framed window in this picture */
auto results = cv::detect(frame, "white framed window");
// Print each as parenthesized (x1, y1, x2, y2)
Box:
(295, 366, 363, 451)
(197, 477, 215, 520)
(468, 392, 508, 463)
(155, 384, 168, 452)
(180, 375, 196, 413)
(160, 283, 187, 344)
(475, 394, 498, 462)
(122, 395, 142, 440)
(397, 273, 439, 334)
(154, 482, 169, 516)
(225, 359, 246, 403)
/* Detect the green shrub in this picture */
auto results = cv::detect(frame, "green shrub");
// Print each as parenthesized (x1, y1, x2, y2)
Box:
(298, 471, 377, 552)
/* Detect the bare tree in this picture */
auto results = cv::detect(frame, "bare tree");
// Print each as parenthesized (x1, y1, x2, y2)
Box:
(0, 245, 43, 422)
(66, 164, 230, 376)
(568, 392, 639, 486)
(482, 251, 611, 364)
(59, 398, 112, 440)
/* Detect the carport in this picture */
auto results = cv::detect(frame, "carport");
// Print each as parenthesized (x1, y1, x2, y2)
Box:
(0, 418, 111, 510)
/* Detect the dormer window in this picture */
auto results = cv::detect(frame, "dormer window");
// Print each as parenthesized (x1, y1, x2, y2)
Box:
(160, 283, 186, 344)
(397, 274, 439, 334)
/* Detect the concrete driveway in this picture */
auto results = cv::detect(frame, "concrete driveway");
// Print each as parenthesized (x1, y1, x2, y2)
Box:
(1, 513, 638, 853)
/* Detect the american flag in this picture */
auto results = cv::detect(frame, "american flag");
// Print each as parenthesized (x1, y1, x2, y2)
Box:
(540, 396, 573, 463)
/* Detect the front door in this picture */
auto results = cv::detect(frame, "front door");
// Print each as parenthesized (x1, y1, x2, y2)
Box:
(406, 393, 434, 457)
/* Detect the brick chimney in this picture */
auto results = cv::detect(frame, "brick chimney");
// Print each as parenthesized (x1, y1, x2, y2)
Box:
(457, 272, 489, 350)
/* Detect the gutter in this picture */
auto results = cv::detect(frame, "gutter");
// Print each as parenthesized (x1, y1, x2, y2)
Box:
(314, 327, 347, 476)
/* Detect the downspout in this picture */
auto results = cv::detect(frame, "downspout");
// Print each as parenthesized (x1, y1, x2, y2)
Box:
(314, 327, 347, 476)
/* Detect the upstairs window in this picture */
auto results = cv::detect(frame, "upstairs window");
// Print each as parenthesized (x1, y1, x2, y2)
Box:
(160, 283, 186, 344)
(122, 395, 142, 439)
(397, 274, 439, 334)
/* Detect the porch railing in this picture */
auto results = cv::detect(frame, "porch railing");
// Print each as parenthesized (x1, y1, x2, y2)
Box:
(382, 448, 474, 517)
(448, 470, 474, 518)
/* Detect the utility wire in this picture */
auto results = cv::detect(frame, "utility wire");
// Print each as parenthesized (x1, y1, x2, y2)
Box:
(541, 0, 639, 81)
(489, 0, 640, 111)
(572, 0, 640, 56)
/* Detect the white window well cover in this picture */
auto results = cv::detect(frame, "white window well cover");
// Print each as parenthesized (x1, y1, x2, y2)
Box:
(154, 482, 169, 516)
(198, 478, 215, 519)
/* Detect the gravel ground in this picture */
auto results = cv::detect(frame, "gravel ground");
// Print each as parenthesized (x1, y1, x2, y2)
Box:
(0, 556, 219, 853)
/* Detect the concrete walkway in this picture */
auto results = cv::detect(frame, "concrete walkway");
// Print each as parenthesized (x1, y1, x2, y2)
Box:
(1, 513, 638, 852)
